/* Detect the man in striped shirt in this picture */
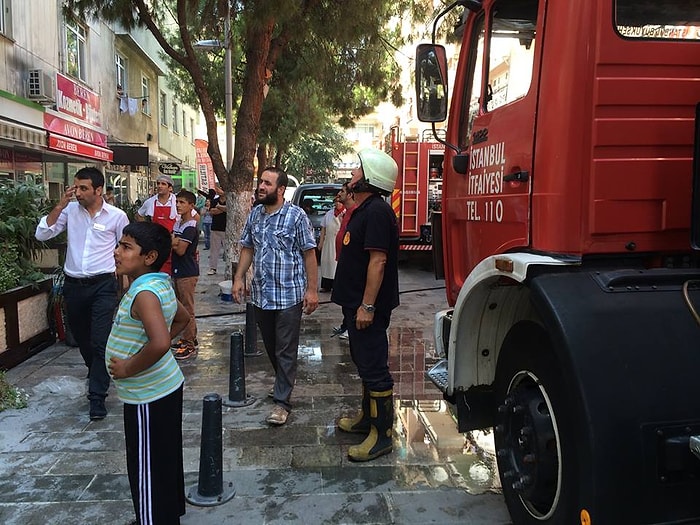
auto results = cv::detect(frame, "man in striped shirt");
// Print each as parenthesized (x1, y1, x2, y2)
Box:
(233, 166, 319, 426)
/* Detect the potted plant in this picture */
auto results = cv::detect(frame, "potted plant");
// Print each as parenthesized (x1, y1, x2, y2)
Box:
(0, 179, 55, 370)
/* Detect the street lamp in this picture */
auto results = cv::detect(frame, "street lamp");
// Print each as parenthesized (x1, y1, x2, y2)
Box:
(193, 2, 232, 171)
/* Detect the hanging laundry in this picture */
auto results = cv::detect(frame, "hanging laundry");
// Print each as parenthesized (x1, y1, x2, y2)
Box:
(119, 97, 128, 113)
(127, 98, 138, 116)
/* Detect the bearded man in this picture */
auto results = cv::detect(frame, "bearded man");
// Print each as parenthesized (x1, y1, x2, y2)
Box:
(232, 166, 319, 426)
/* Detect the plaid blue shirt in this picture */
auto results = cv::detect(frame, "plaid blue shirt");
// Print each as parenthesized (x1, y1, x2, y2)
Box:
(240, 202, 316, 309)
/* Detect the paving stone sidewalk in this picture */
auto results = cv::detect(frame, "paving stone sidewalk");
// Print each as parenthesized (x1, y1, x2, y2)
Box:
(0, 248, 510, 525)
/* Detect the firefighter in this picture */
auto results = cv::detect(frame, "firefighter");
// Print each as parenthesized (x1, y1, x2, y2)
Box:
(331, 148, 400, 462)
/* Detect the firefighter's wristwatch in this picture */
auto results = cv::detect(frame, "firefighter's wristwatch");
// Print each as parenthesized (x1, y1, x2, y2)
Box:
(361, 303, 376, 313)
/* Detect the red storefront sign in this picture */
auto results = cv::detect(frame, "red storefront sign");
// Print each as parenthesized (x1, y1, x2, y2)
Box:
(48, 134, 113, 162)
(44, 112, 112, 162)
(44, 113, 108, 147)
(56, 73, 102, 128)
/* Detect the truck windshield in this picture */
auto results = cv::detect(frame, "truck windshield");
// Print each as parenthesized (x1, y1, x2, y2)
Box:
(616, 0, 700, 40)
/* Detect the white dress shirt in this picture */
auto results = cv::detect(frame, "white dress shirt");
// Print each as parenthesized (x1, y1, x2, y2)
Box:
(35, 201, 129, 278)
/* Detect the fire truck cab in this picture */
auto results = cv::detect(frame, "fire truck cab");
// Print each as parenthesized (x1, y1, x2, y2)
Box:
(418, 0, 700, 523)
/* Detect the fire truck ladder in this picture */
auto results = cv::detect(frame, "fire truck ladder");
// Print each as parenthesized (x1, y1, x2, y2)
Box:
(401, 140, 420, 237)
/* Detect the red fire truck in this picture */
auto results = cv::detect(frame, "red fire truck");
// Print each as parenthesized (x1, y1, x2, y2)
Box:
(417, 1, 700, 523)
(388, 127, 444, 252)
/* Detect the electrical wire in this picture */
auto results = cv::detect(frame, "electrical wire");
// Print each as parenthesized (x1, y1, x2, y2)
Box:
(682, 279, 700, 326)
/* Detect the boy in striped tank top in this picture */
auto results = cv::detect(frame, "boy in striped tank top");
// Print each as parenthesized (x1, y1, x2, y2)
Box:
(106, 222, 190, 525)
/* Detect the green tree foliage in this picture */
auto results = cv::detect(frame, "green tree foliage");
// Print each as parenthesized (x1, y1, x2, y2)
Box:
(0, 181, 50, 293)
(61, 0, 436, 271)
(283, 124, 353, 184)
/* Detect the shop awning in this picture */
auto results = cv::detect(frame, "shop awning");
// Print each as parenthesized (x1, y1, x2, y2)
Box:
(0, 119, 46, 149)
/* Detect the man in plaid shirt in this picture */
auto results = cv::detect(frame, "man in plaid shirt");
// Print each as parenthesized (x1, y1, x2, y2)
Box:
(233, 167, 319, 425)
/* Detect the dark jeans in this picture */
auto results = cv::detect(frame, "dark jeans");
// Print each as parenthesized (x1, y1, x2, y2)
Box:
(63, 274, 119, 401)
(202, 222, 211, 249)
(255, 302, 303, 412)
(342, 306, 394, 392)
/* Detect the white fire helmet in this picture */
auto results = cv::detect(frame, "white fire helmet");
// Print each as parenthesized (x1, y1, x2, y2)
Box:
(357, 148, 398, 195)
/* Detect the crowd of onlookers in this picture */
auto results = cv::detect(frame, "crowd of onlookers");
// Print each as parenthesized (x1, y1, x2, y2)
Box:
(35, 148, 401, 524)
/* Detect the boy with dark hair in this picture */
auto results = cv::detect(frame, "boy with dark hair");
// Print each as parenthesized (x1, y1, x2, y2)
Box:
(171, 189, 200, 360)
(106, 221, 190, 525)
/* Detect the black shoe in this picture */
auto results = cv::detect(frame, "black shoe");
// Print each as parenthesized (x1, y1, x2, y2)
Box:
(90, 399, 107, 420)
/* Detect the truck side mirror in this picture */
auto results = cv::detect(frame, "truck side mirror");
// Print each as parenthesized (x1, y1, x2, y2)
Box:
(415, 44, 448, 122)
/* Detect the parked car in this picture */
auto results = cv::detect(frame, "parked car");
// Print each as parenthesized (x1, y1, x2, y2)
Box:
(284, 174, 300, 202)
(291, 183, 343, 245)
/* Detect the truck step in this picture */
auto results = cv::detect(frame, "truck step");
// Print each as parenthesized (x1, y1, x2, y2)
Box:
(426, 359, 448, 393)
(691, 435, 700, 460)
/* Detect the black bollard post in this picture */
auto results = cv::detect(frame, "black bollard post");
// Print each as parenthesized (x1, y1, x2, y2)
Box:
(222, 331, 256, 407)
(186, 393, 236, 506)
(244, 302, 263, 357)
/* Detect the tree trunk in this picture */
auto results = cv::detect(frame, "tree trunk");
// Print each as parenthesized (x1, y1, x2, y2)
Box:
(256, 143, 268, 174)
(224, 17, 276, 279)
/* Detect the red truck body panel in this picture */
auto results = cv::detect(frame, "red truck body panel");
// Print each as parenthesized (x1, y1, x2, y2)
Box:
(441, 0, 700, 305)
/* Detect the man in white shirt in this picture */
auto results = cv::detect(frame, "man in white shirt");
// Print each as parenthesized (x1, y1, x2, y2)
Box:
(136, 175, 178, 274)
(36, 167, 129, 421)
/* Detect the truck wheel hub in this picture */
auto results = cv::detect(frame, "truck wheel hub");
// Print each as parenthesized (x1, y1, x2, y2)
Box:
(497, 371, 561, 518)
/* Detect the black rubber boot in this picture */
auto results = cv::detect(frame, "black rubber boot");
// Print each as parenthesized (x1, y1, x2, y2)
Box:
(348, 389, 393, 462)
(338, 384, 370, 434)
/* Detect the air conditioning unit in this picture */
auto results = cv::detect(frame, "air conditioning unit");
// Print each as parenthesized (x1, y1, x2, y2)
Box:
(27, 69, 56, 103)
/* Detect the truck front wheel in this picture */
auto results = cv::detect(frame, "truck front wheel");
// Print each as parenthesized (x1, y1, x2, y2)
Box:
(494, 322, 582, 524)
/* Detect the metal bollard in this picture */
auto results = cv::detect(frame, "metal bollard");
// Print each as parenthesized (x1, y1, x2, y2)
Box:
(222, 331, 256, 407)
(186, 393, 236, 506)
(244, 302, 263, 357)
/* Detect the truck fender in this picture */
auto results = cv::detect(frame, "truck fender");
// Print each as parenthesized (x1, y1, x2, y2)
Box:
(520, 269, 700, 523)
(446, 253, 575, 396)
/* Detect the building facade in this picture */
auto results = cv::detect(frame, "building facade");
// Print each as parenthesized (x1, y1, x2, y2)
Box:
(0, 0, 199, 204)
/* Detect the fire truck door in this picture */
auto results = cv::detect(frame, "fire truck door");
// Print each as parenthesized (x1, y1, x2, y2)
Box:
(455, 0, 542, 279)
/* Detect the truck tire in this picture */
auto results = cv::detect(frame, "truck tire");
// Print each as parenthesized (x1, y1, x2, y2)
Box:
(493, 321, 583, 524)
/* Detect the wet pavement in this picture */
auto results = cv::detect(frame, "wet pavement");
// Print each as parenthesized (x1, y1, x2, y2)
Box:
(0, 249, 510, 524)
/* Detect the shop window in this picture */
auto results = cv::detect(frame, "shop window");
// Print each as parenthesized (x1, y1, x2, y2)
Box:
(48, 182, 62, 200)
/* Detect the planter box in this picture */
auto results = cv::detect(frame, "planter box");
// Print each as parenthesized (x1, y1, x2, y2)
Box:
(34, 242, 67, 273)
(0, 278, 55, 370)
